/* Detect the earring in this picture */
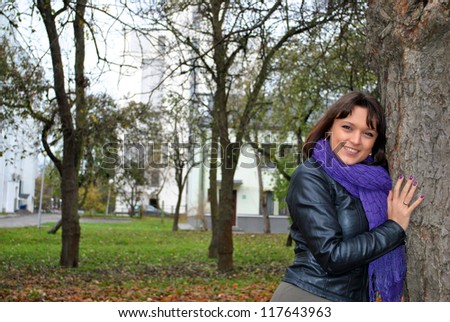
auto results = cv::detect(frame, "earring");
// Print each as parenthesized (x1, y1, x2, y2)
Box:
(324, 131, 332, 142)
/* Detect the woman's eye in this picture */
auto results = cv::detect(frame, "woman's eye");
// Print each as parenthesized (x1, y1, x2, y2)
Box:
(364, 132, 374, 138)
(342, 125, 351, 130)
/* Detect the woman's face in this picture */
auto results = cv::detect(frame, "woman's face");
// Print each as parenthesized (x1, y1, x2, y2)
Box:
(329, 106, 378, 165)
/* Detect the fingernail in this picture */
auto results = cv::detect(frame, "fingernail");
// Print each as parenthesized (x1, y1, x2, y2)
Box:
(413, 181, 418, 186)
(409, 175, 414, 180)
(399, 174, 404, 179)
(420, 194, 425, 199)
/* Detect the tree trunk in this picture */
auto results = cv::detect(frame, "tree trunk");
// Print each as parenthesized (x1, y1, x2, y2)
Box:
(198, 143, 208, 231)
(216, 94, 236, 273)
(37, 0, 85, 268)
(208, 118, 220, 258)
(60, 155, 80, 267)
(172, 172, 184, 231)
(172, 203, 180, 231)
(217, 164, 236, 273)
(256, 147, 271, 234)
(59, 0, 86, 268)
(367, 0, 450, 301)
(208, 0, 229, 263)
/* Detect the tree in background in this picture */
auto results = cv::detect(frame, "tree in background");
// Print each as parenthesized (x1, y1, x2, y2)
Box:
(35, 0, 88, 267)
(1, 0, 87, 266)
(34, 162, 61, 213)
(115, 160, 148, 218)
(108, 100, 165, 218)
(81, 183, 105, 214)
(0, 37, 49, 126)
(2, 0, 124, 267)
(3, 0, 168, 263)
(162, 93, 204, 231)
(367, 0, 449, 301)
(78, 94, 119, 210)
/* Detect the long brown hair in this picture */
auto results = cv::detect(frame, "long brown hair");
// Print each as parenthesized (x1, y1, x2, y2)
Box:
(303, 91, 388, 167)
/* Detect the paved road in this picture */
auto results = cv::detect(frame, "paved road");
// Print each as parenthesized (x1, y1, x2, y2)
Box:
(0, 213, 131, 228)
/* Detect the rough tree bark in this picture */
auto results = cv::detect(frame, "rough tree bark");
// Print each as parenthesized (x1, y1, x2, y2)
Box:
(367, 0, 449, 301)
(208, 123, 220, 259)
(209, 0, 237, 271)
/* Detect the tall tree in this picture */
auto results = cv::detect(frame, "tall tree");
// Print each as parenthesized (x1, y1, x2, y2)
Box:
(34, 0, 88, 267)
(2, 0, 116, 266)
(367, 0, 449, 301)
(2, 1, 164, 266)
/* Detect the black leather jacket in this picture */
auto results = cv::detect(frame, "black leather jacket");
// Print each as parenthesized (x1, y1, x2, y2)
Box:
(282, 158, 406, 302)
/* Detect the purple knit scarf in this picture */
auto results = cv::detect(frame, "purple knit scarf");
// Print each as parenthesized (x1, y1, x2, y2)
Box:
(312, 138, 406, 302)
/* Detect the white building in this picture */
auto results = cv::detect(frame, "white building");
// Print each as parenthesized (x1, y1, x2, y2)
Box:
(0, 129, 38, 214)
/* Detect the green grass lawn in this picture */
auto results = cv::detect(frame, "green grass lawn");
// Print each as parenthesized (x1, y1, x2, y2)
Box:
(0, 217, 292, 301)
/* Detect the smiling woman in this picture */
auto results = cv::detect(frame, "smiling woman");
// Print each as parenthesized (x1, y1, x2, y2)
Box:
(303, 91, 388, 169)
(270, 91, 425, 302)
(329, 106, 378, 165)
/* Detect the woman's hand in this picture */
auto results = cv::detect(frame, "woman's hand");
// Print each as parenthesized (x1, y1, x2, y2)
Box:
(387, 175, 425, 231)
